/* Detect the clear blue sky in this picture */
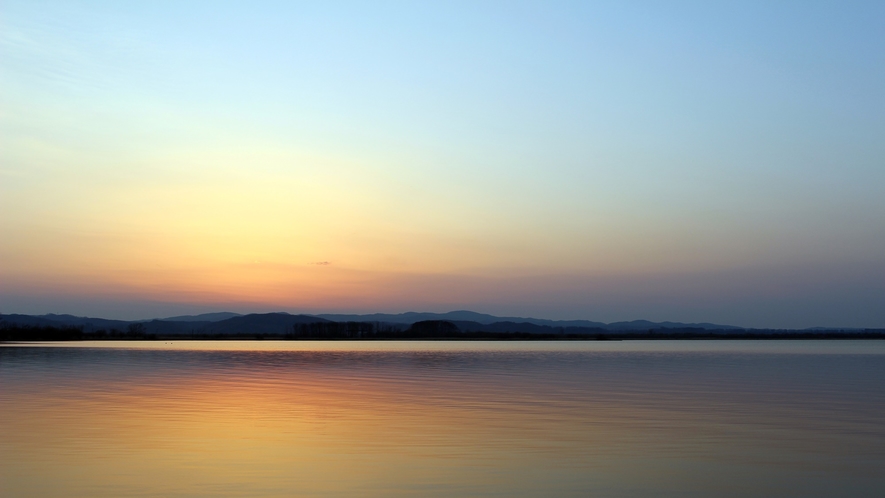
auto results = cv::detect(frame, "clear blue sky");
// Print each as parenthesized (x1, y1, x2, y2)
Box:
(2, 1, 884, 327)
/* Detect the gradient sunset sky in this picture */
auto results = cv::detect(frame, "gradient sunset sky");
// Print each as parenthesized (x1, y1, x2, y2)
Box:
(2, 1, 884, 327)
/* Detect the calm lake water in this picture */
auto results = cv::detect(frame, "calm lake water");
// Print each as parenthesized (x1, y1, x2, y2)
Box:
(1, 340, 884, 497)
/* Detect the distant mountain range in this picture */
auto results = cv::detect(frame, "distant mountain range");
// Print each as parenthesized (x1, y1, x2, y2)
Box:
(5, 310, 881, 342)
(4, 310, 880, 339)
(160, 312, 242, 322)
(310, 311, 745, 331)
(0, 310, 781, 337)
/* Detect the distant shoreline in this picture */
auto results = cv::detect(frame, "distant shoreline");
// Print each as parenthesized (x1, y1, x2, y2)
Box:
(2, 325, 884, 342)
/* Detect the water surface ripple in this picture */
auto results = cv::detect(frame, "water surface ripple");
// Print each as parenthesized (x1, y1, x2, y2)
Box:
(2, 341, 883, 497)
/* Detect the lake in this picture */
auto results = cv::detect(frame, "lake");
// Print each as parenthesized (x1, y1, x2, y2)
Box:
(1, 340, 884, 497)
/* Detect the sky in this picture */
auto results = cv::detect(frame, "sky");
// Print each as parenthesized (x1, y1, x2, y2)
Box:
(2, 1, 884, 327)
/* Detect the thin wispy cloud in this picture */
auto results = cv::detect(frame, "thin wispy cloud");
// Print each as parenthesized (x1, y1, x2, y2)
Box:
(1, 1, 883, 327)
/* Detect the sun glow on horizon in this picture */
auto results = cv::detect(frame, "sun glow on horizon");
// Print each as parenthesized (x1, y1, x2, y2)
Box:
(2, 1, 884, 327)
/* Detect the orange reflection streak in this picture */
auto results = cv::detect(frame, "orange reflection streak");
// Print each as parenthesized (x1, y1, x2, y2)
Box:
(1, 359, 695, 497)
(3, 344, 884, 497)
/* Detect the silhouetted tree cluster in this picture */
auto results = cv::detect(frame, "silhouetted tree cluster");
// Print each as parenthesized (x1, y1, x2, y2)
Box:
(291, 321, 398, 339)
(0, 324, 84, 341)
(631, 328, 885, 339)
(127, 323, 147, 335)
(288, 320, 611, 340)
(0, 324, 157, 341)
(3, 320, 883, 342)
(406, 320, 460, 337)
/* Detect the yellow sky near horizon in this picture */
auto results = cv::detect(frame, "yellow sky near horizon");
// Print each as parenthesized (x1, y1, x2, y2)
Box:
(2, 1, 884, 327)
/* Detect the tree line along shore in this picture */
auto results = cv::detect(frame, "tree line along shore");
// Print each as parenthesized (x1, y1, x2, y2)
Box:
(2, 320, 884, 341)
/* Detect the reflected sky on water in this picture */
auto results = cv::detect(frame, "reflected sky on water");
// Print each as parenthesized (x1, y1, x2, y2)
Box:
(2, 341, 884, 497)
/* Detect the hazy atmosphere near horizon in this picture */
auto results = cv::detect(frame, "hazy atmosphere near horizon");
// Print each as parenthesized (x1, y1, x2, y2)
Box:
(2, 1, 884, 328)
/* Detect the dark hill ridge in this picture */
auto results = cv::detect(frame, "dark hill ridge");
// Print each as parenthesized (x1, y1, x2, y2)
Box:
(0, 312, 330, 336)
(314, 310, 566, 326)
(40, 313, 133, 329)
(604, 320, 742, 331)
(313, 311, 741, 330)
(161, 312, 242, 322)
(4, 311, 877, 337)
(203, 313, 330, 335)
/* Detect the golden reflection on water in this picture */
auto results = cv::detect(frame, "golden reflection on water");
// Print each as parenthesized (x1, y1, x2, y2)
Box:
(2, 341, 884, 497)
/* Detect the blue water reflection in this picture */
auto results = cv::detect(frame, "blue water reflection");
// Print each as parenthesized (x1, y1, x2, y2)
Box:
(1, 341, 883, 497)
